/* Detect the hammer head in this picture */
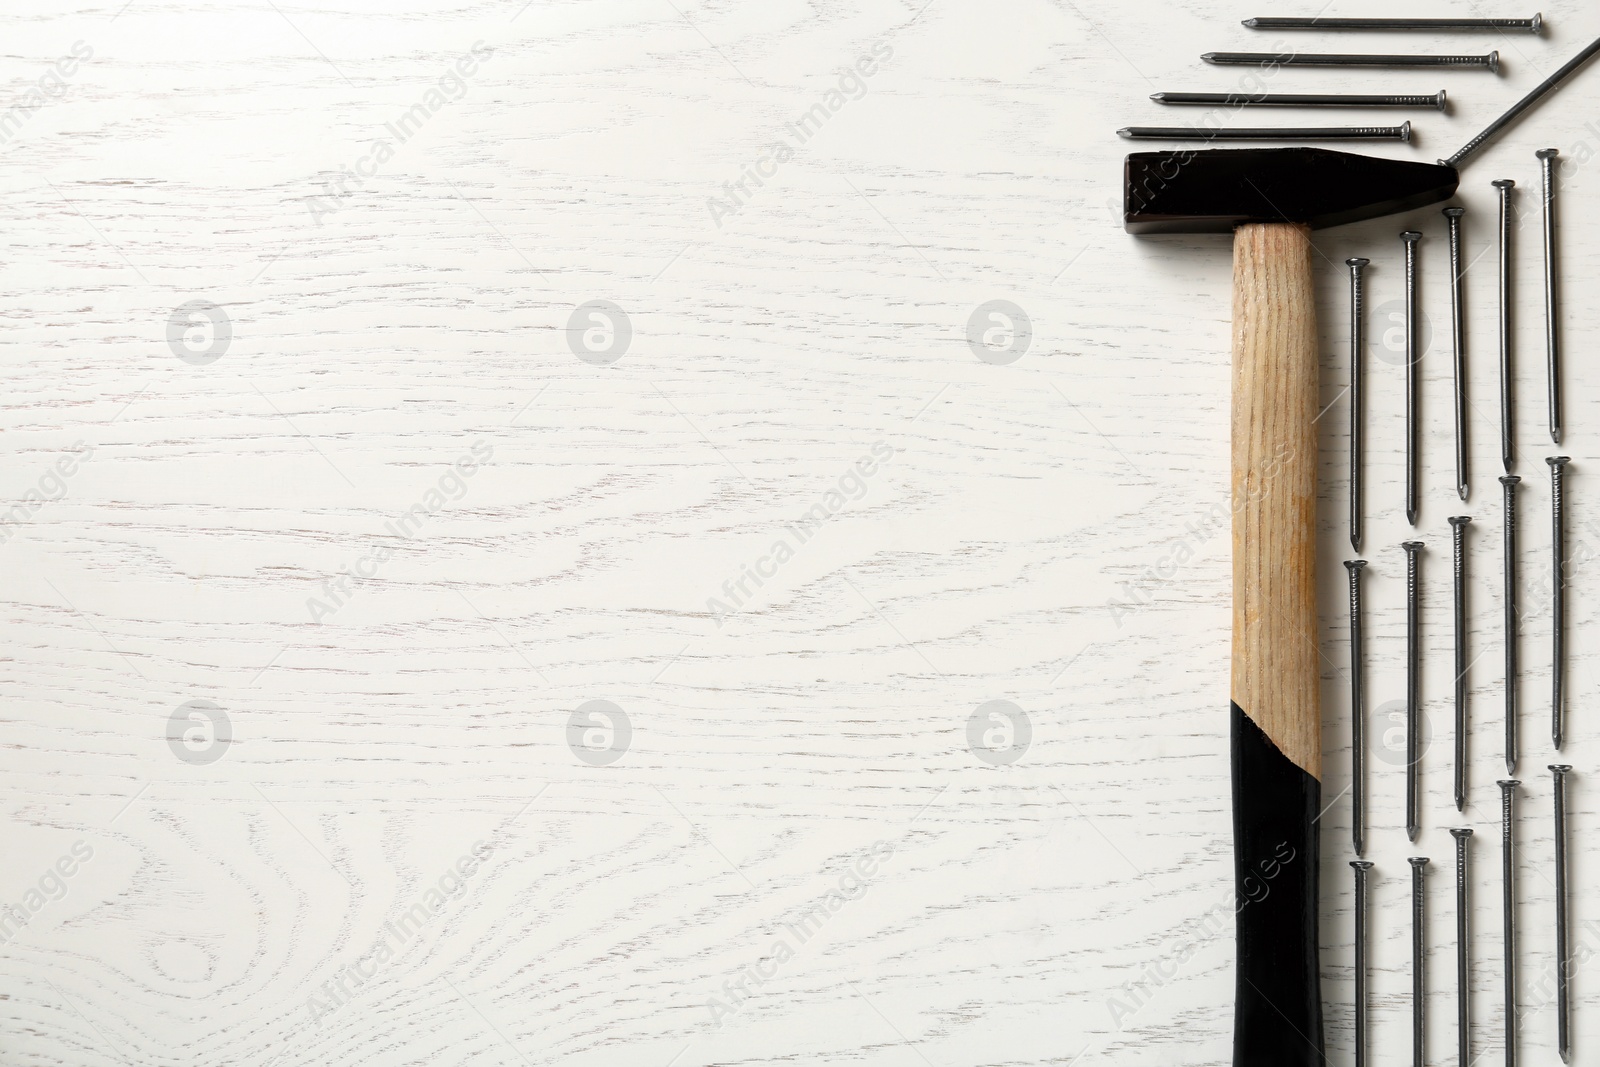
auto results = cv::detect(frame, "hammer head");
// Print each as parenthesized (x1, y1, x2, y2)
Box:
(1124, 147, 1459, 234)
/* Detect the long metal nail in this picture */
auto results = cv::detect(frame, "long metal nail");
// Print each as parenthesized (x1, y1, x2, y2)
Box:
(1117, 123, 1412, 141)
(1452, 828, 1474, 1067)
(1446, 35, 1600, 169)
(1203, 50, 1501, 71)
(1352, 859, 1375, 1067)
(1243, 14, 1542, 32)
(1404, 540, 1424, 840)
(1348, 258, 1369, 553)
(1346, 559, 1369, 854)
(1502, 475, 1520, 775)
(1404, 230, 1423, 525)
(1445, 206, 1469, 500)
(1411, 856, 1430, 1066)
(1500, 778, 1520, 1067)
(1150, 90, 1448, 109)
(1549, 456, 1570, 749)
(1538, 149, 1563, 445)
(1551, 764, 1572, 1063)
(1450, 516, 1471, 810)
(1495, 179, 1516, 472)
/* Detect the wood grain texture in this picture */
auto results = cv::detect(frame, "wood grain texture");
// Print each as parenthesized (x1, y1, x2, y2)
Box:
(6, 0, 1600, 1065)
(1231, 222, 1320, 779)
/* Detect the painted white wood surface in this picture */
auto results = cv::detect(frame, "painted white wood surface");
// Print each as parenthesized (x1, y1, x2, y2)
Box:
(5, 0, 1600, 1063)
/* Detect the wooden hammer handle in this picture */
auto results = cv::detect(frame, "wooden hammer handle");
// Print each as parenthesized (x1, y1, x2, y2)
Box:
(1229, 222, 1324, 1066)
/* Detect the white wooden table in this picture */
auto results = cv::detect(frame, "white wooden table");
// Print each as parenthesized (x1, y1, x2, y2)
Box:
(5, 1, 1600, 1063)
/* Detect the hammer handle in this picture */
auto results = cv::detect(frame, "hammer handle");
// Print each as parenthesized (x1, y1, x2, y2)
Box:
(1229, 222, 1324, 1066)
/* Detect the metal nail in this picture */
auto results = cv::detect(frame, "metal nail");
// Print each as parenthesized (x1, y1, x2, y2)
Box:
(1452, 828, 1475, 1067)
(1404, 540, 1424, 840)
(1411, 855, 1430, 1067)
(1450, 516, 1471, 810)
(1501, 475, 1521, 775)
(1445, 206, 1469, 500)
(1551, 764, 1572, 1063)
(1203, 50, 1501, 71)
(1352, 859, 1375, 1067)
(1242, 14, 1542, 32)
(1348, 258, 1369, 553)
(1346, 559, 1369, 854)
(1445, 36, 1600, 169)
(1500, 778, 1520, 1067)
(1549, 457, 1570, 749)
(1404, 230, 1422, 525)
(1495, 180, 1516, 472)
(1117, 123, 1412, 141)
(1150, 90, 1448, 109)
(1538, 149, 1563, 445)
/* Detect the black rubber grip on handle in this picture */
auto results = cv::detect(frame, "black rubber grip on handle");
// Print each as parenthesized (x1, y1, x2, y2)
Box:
(1230, 703, 1324, 1066)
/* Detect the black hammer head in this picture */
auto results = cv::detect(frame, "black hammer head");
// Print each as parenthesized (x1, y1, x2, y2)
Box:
(1124, 147, 1459, 234)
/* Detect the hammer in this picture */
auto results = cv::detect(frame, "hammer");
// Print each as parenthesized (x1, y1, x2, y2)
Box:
(1123, 33, 1600, 1067)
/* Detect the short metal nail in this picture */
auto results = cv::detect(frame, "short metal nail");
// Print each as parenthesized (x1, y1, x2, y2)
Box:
(1348, 258, 1369, 553)
(1353, 859, 1375, 1067)
(1549, 456, 1570, 749)
(1495, 179, 1516, 472)
(1404, 540, 1424, 840)
(1445, 206, 1469, 500)
(1404, 231, 1422, 525)
(1551, 765, 1573, 1062)
(1346, 559, 1369, 855)
(1501, 475, 1520, 775)
(1450, 516, 1471, 810)
(1411, 855, 1430, 1067)
(1203, 50, 1501, 71)
(1538, 149, 1562, 445)
(1452, 828, 1474, 1067)
(1500, 778, 1520, 1067)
